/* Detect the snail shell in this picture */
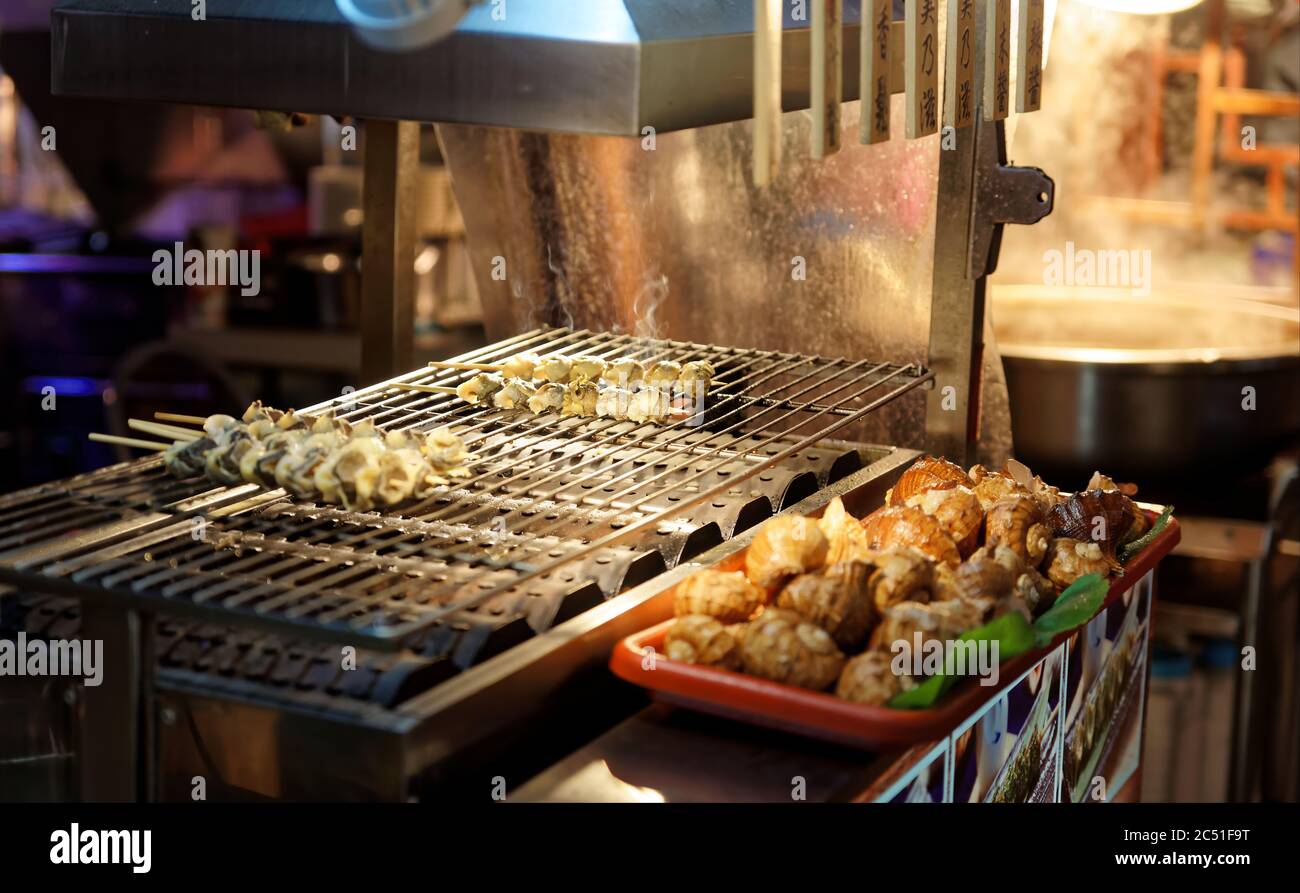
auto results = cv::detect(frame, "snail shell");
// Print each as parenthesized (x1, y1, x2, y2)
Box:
(1043, 537, 1112, 589)
(887, 456, 973, 506)
(870, 599, 985, 651)
(985, 496, 1051, 568)
(971, 471, 1030, 512)
(1046, 489, 1135, 569)
(665, 614, 742, 669)
(1015, 565, 1058, 616)
(867, 546, 934, 612)
(905, 485, 984, 558)
(673, 569, 766, 623)
(836, 651, 913, 706)
(953, 547, 1017, 601)
(818, 496, 876, 564)
(777, 560, 876, 649)
(745, 515, 829, 591)
(741, 608, 846, 690)
(860, 505, 961, 567)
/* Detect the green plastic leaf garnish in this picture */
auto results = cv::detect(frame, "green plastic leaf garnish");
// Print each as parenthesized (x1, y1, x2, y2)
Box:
(886, 574, 1117, 710)
(1031, 573, 1109, 648)
(1119, 505, 1173, 565)
(887, 611, 1036, 709)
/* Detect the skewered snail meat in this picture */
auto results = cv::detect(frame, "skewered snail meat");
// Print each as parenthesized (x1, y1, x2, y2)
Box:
(836, 651, 913, 706)
(626, 388, 669, 423)
(569, 356, 607, 381)
(776, 560, 876, 649)
(164, 436, 215, 478)
(532, 355, 574, 383)
(1043, 537, 1111, 589)
(860, 505, 962, 567)
(500, 351, 540, 381)
(887, 455, 972, 505)
(645, 360, 683, 385)
(984, 495, 1050, 567)
(560, 380, 599, 418)
(664, 615, 743, 670)
(456, 372, 504, 405)
(740, 608, 845, 690)
(1046, 489, 1135, 569)
(678, 360, 716, 393)
(602, 358, 645, 387)
(527, 382, 565, 414)
(594, 387, 632, 420)
(745, 515, 829, 590)
(673, 569, 766, 623)
(492, 379, 536, 411)
(904, 485, 984, 558)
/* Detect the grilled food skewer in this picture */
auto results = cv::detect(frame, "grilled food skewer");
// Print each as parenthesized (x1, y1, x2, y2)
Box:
(151, 402, 473, 513)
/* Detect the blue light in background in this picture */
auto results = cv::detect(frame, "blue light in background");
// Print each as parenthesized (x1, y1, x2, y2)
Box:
(22, 376, 106, 398)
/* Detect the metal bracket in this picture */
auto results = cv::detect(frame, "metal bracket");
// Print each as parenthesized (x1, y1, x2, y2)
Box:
(968, 122, 1055, 280)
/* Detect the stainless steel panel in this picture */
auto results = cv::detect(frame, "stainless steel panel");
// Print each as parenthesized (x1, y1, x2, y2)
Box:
(438, 102, 1015, 462)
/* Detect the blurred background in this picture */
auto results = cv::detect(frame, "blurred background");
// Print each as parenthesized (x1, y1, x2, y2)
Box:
(0, 0, 1295, 801)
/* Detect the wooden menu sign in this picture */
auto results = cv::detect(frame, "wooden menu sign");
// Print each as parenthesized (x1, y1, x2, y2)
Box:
(859, 0, 892, 144)
(1016, 0, 1045, 113)
(984, 0, 1011, 121)
(810, 0, 843, 159)
(753, 0, 782, 185)
(904, 0, 939, 138)
(944, 0, 976, 129)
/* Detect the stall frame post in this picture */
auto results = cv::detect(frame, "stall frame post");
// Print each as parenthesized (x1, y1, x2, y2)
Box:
(361, 119, 421, 385)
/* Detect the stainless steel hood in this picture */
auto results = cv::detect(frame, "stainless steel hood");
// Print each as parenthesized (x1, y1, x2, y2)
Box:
(51, 1, 898, 135)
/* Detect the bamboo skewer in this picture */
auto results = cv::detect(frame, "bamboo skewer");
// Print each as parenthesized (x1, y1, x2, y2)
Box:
(427, 360, 503, 373)
(396, 383, 458, 395)
(155, 411, 206, 426)
(89, 432, 171, 452)
(130, 419, 201, 441)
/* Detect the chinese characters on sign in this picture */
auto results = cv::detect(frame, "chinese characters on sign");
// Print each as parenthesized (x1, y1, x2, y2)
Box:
(811, 0, 843, 159)
(944, 0, 976, 129)
(1017, 0, 1045, 113)
(985, 0, 1011, 121)
(906, 0, 939, 137)
(860, 0, 891, 143)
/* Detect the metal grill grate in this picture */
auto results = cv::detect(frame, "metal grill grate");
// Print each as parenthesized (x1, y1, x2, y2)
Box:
(0, 328, 930, 651)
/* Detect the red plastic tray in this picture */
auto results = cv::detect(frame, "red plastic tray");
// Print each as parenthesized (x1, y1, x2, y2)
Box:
(611, 513, 1180, 750)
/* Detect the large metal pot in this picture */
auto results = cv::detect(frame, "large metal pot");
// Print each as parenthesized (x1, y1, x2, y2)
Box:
(991, 286, 1300, 482)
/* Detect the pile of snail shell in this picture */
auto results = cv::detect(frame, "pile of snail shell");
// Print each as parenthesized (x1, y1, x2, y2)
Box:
(663, 458, 1153, 706)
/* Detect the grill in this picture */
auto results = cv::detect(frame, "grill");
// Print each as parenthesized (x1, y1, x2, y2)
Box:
(1, 327, 928, 799)
(0, 328, 930, 658)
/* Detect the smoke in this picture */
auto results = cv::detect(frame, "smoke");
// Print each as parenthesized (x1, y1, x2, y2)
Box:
(543, 243, 575, 330)
(632, 272, 670, 341)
